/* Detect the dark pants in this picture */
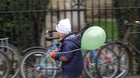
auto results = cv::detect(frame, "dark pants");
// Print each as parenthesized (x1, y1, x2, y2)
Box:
(62, 76, 80, 78)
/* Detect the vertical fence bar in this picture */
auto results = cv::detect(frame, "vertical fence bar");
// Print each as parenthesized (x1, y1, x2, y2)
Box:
(84, 0, 87, 27)
(91, 0, 94, 25)
(111, 0, 115, 41)
(98, 0, 101, 26)
(50, 1, 53, 31)
(70, 0, 74, 31)
(56, 0, 60, 21)
(77, 0, 81, 32)
(104, 0, 107, 40)
(64, 0, 66, 18)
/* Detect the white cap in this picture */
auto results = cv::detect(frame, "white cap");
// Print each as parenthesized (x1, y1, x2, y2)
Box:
(56, 19, 71, 34)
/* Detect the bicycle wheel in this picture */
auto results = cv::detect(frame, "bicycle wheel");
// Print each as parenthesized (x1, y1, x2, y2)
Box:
(104, 41, 131, 78)
(83, 50, 99, 78)
(20, 49, 58, 78)
(95, 46, 119, 78)
(0, 43, 21, 78)
(0, 51, 11, 78)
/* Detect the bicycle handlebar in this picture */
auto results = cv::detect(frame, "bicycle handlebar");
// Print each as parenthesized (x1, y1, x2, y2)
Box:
(46, 30, 57, 33)
(45, 36, 60, 41)
(124, 20, 140, 26)
(45, 30, 57, 39)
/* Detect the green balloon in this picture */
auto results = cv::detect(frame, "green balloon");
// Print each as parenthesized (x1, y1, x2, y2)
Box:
(81, 26, 106, 50)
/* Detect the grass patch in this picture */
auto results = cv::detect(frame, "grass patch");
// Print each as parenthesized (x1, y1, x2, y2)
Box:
(87, 19, 118, 41)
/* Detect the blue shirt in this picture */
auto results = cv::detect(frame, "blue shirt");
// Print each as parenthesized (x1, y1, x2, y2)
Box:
(54, 33, 83, 77)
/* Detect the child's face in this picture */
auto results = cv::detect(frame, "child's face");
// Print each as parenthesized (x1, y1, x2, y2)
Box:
(57, 32, 66, 38)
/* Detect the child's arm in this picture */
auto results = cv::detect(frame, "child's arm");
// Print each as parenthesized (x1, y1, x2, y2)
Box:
(54, 41, 75, 61)
(59, 56, 69, 62)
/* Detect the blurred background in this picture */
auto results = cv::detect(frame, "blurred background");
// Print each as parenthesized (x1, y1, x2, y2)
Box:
(0, 0, 140, 76)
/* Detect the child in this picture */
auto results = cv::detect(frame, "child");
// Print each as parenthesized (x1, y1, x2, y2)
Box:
(50, 19, 83, 78)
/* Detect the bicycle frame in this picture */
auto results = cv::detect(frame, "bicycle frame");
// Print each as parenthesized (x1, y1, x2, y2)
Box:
(91, 49, 110, 64)
(91, 50, 101, 64)
(36, 44, 104, 71)
(36, 44, 59, 70)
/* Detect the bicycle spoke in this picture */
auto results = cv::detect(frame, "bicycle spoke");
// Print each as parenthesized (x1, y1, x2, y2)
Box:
(104, 42, 131, 78)
(96, 46, 119, 78)
(0, 51, 10, 78)
(84, 51, 99, 78)
(20, 49, 57, 78)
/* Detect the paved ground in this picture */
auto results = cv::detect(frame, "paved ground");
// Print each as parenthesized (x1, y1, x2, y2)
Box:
(126, 75, 140, 78)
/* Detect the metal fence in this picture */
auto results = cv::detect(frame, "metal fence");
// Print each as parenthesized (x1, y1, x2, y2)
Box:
(0, 0, 140, 77)
(0, 0, 139, 49)
(0, 0, 117, 50)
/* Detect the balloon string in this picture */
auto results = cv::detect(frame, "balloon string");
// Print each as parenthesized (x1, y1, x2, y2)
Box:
(56, 48, 82, 54)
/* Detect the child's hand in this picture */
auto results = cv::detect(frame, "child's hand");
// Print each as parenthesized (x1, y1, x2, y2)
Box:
(50, 50, 58, 58)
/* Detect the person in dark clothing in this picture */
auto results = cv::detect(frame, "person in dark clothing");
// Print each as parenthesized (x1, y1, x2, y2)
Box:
(50, 19, 83, 78)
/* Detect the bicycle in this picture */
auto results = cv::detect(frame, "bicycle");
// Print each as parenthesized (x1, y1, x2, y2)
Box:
(20, 44, 60, 78)
(96, 20, 140, 78)
(0, 38, 21, 78)
(84, 44, 119, 78)
(0, 50, 11, 78)
(20, 30, 82, 78)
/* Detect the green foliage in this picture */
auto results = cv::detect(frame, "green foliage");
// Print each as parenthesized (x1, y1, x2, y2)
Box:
(0, 0, 50, 50)
(113, 0, 139, 39)
(0, 0, 49, 11)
